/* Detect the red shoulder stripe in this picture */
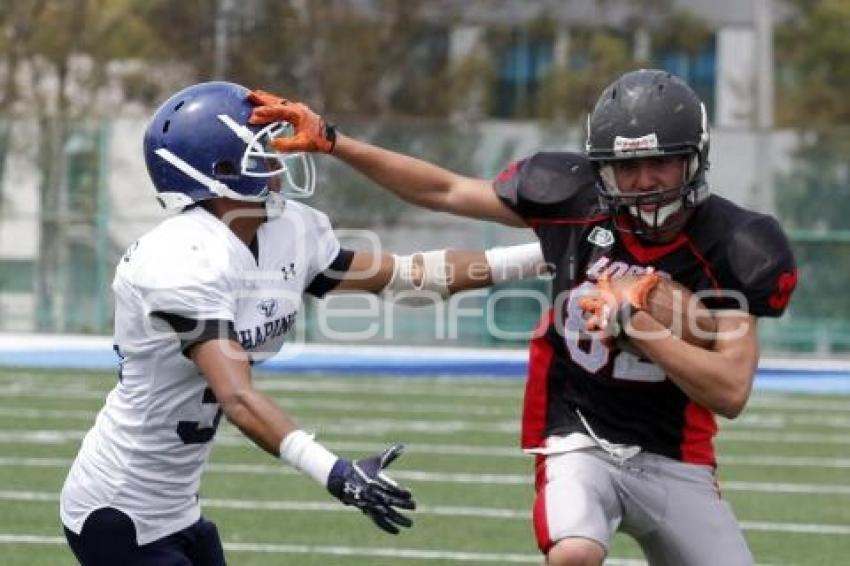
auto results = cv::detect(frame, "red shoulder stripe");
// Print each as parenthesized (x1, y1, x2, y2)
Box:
(684, 237, 721, 291)
(527, 214, 609, 229)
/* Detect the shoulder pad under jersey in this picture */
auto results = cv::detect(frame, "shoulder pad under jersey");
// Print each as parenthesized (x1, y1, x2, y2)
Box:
(725, 213, 797, 317)
(493, 152, 600, 219)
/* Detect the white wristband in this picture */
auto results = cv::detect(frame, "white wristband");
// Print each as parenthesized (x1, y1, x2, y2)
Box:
(382, 250, 450, 307)
(279, 429, 338, 486)
(485, 242, 545, 284)
(418, 250, 450, 297)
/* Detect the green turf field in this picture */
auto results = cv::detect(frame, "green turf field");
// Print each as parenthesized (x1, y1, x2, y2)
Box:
(0, 366, 848, 565)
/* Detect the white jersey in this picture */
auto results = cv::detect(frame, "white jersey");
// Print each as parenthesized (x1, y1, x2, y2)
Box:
(60, 202, 341, 544)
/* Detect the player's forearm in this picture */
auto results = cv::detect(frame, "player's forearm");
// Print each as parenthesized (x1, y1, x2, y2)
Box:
(628, 312, 755, 418)
(380, 243, 545, 305)
(444, 250, 492, 292)
(337, 243, 545, 300)
(220, 387, 300, 456)
(333, 134, 465, 211)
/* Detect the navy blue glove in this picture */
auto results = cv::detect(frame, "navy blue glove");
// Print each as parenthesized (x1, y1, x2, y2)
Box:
(326, 444, 415, 534)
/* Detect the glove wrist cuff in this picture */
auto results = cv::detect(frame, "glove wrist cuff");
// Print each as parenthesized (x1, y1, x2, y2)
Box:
(616, 301, 637, 336)
(279, 429, 338, 486)
(325, 458, 351, 498)
(324, 123, 337, 153)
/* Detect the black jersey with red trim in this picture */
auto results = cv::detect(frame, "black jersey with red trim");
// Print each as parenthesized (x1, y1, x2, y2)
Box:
(494, 151, 797, 466)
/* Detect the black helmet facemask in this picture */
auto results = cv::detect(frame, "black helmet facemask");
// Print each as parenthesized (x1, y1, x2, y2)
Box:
(585, 69, 711, 240)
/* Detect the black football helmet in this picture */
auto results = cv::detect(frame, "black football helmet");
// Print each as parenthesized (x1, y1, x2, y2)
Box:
(585, 69, 710, 239)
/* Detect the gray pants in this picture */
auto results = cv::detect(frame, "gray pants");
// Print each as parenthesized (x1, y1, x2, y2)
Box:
(533, 447, 753, 565)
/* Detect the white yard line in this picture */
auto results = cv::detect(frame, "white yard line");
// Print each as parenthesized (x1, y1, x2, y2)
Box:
(0, 533, 547, 564)
(5, 369, 850, 406)
(720, 455, 850, 468)
(731, 414, 850, 429)
(0, 374, 524, 400)
(0, 532, 654, 564)
(3, 490, 849, 537)
(718, 430, 850, 445)
(2, 457, 850, 496)
(4, 424, 850, 454)
(747, 397, 850, 412)
(6, 401, 850, 439)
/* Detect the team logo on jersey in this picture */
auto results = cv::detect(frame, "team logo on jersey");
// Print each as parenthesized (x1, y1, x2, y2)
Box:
(256, 298, 279, 318)
(586, 256, 669, 281)
(238, 312, 297, 350)
(281, 262, 296, 280)
(587, 226, 614, 248)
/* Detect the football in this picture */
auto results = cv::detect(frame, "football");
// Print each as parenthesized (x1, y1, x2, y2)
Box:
(626, 275, 717, 350)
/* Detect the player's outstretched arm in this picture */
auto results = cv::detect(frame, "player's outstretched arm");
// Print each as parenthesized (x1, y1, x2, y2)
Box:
(247, 90, 523, 226)
(332, 134, 524, 226)
(330, 243, 546, 305)
(190, 339, 415, 533)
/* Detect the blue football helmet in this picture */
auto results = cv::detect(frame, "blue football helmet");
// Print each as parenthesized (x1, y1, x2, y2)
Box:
(143, 81, 315, 216)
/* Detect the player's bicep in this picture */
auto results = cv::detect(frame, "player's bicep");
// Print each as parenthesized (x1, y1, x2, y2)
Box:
(443, 177, 525, 226)
(331, 252, 396, 293)
(712, 311, 759, 379)
(190, 338, 253, 408)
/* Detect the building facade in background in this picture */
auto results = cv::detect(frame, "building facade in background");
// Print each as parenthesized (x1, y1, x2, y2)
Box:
(2, 0, 832, 353)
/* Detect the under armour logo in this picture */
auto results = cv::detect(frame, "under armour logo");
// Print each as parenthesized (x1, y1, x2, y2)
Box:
(344, 483, 364, 501)
(281, 262, 296, 280)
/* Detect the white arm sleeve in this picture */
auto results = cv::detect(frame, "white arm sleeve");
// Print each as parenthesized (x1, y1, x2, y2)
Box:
(485, 241, 546, 284)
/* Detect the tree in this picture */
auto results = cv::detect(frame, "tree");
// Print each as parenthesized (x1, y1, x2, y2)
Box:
(0, 0, 157, 331)
(773, 1, 850, 346)
(535, 28, 641, 122)
(775, 0, 850, 128)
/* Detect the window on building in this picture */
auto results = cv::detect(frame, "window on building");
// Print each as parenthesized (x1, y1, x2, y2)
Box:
(656, 36, 717, 121)
(490, 29, 554, 118)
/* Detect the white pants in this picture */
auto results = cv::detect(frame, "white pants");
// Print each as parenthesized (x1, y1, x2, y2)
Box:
(533, 447, 753, 566)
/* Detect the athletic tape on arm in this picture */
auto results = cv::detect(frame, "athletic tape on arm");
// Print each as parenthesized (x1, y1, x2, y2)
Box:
(382, 251, 449, 307)
(279, 429, 338, 486)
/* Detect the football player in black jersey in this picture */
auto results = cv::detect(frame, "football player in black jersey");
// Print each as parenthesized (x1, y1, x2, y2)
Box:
(251, 70, 797, 566)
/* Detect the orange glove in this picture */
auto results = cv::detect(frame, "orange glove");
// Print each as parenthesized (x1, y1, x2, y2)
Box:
(578, 269, 659, 335)
(248, 89, 288, 107)
(247, 89, 336, 153)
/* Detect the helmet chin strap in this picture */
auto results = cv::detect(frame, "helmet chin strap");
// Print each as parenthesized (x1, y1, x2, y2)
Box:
(264, 191, 286, 219)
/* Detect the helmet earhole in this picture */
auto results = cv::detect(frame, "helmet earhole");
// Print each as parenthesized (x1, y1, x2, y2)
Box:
(213, 160, 238, 178)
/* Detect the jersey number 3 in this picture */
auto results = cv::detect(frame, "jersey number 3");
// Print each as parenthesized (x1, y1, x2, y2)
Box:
(177, 387, 223, 444)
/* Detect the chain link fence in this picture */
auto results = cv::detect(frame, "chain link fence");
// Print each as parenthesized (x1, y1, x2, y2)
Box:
(0, 117, 846, 354)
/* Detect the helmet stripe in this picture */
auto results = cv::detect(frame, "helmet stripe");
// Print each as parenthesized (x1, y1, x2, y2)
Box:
(154, 148, 266, 202)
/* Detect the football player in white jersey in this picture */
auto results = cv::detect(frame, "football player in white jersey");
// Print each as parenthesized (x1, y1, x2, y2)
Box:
(59, 81, 545, 565)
